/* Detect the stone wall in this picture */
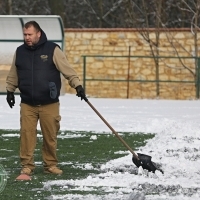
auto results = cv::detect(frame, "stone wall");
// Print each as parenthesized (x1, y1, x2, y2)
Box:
(0, 65, 10, 93)
(0, 28, 199, 99)
(65, 28, 198, 99)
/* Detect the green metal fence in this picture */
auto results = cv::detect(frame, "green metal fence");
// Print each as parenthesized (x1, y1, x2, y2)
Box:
(82, 55, 199, 99)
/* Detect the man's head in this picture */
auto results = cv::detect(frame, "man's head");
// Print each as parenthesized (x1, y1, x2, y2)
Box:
(23, 21, 41, 46)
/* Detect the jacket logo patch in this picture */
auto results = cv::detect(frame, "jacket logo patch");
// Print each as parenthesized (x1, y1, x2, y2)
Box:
(40, 55, 48, 62)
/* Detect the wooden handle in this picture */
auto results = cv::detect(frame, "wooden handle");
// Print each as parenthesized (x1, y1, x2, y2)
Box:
(85, 99, 139, 160)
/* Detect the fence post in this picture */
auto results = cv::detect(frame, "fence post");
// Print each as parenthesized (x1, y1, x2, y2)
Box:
(127, 46, 131, 99)
(197, 57, 200, 99)
(83, 56, 86, 94)
(155, 57, 159, 97)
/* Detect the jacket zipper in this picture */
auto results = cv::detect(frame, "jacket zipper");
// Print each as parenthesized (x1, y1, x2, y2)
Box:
(31, 51, 35, 104)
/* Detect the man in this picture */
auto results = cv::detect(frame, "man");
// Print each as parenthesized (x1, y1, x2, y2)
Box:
(6, 21, 86, 175)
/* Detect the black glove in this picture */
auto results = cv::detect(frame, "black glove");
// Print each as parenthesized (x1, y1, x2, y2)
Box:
(75, 85, 86, 101)
(6, 91, 15, 108)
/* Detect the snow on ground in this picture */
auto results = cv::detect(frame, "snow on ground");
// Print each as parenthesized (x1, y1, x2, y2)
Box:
(1, 94, 200, 199)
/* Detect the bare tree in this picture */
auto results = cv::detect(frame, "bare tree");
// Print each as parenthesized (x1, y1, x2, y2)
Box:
(1, 0, 200, 29)
(156, 1, 200, 87)
(62, 0, 130, 28)
(0, 0, 50, 15)
(0, 0, 8, 14)
(124, 0, 164, 97)
(176, 0, 200, 97)
(177, 0, 200, 57)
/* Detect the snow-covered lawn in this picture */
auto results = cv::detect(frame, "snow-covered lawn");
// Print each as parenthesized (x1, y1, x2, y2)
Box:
(1, 94, 200, 199)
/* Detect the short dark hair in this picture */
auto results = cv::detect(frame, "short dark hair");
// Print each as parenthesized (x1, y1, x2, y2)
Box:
(24, 21, 41, 32)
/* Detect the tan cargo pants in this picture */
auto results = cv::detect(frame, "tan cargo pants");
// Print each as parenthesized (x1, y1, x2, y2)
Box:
(20, 102, 61, 170)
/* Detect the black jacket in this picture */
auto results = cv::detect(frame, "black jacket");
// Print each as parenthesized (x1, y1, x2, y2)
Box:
(15, 30, 61, 105)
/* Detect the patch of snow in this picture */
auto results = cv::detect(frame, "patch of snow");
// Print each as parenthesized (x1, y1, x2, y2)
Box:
(1, 94, 200, 199)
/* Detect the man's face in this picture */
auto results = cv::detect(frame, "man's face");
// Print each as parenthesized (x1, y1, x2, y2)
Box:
(23, 26, 41, 46)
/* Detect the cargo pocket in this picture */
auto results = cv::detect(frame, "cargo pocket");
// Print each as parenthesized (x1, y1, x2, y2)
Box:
(49, 82, 57, 99)
(55, 114, 61, 134)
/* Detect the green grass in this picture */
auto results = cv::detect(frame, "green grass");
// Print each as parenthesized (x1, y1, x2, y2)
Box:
(0, 129, 154, 200)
